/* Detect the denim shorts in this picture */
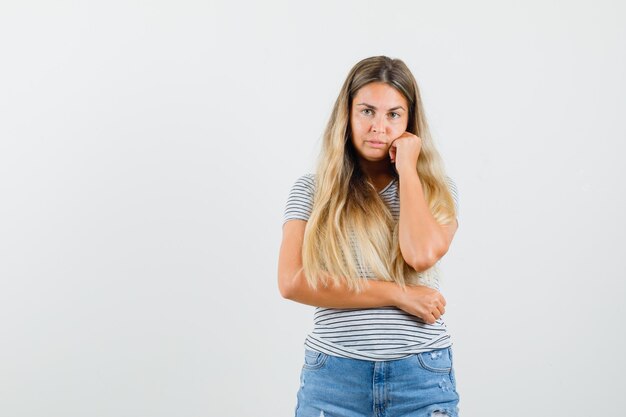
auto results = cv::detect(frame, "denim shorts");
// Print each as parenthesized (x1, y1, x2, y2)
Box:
(294, 346, 460, 417)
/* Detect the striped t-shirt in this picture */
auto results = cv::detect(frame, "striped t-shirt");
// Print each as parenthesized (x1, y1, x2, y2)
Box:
(282, 173, 460, 361)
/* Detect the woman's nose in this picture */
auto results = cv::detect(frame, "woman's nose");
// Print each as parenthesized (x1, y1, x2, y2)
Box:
(371, 116, 386, 133)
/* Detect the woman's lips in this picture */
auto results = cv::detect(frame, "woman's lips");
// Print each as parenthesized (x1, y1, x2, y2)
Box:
(367, 140, 386, 148)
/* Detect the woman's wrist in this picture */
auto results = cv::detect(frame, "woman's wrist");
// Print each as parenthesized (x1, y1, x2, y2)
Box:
(396, 166, 419, 180)
(369, 279, 404, 308)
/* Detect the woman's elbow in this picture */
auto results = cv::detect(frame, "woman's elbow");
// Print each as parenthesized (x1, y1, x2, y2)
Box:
(406, 247, 444, 272)
(278, 274, 294, 299)
(408, 258, 433, 273)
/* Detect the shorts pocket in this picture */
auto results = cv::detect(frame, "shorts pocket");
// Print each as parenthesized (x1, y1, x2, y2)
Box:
(416, 347, 452, 373)
(303, 349, 329, 370)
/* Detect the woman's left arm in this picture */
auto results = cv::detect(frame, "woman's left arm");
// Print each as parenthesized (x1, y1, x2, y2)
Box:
(397, 169, 458, 272)
(390, 132, 458, 272)
(399, 169, 458, 272)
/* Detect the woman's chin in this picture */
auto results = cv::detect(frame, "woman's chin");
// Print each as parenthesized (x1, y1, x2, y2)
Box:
(359, 154, 392, 164)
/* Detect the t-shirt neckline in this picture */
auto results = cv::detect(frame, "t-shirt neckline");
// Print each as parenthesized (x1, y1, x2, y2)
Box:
(378, 177, 397, 194)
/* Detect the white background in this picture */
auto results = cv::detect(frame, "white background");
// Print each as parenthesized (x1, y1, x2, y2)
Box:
(1, 1, 625, 416)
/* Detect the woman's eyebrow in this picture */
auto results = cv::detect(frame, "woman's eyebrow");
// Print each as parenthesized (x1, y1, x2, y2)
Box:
(356, 102, 406, 111)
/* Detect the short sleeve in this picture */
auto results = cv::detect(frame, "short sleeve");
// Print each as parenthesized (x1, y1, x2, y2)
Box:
(446, 176, 460, 217)
(283, 173, 316, 225)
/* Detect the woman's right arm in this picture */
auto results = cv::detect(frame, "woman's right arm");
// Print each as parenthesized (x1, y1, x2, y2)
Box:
(277, 220, 446, 324)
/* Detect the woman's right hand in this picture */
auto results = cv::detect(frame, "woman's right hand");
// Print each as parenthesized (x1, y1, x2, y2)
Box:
(395, 285, 446, 324)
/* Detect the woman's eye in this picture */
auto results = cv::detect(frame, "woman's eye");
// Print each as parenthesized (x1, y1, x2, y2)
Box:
(389, 112, 400, 119)
(361, 109, 373, 116)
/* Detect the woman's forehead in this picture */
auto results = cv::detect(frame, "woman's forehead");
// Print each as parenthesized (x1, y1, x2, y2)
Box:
(353, 82, 408, 108)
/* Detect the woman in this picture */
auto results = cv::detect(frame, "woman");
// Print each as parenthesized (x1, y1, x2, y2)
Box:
(278, 56, 461, 417)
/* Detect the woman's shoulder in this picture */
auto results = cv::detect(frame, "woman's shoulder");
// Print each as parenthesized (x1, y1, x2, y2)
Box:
(444, 175, 458, 193)
(285, 173, 317, 202)
(291, 172, 316, 190)
(444, 175, 459, 213)
(283, 173, 316, 224)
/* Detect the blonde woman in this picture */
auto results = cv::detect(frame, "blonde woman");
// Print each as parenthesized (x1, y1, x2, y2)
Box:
(278, 56, 461, 417)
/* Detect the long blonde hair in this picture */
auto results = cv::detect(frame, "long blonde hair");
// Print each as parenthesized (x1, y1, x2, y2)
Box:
(302, 56, 457, 293)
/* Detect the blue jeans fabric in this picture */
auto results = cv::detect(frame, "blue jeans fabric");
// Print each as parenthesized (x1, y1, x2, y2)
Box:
(294, 346, 460, 417)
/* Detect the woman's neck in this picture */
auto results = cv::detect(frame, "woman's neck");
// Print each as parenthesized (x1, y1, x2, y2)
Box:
(358, 158, 396, 191)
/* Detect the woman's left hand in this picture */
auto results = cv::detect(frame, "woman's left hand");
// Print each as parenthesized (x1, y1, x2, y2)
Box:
(389, 132, 422, 175)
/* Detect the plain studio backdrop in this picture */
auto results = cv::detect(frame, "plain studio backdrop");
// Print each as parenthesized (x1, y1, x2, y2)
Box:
(1, 1, 624, 416)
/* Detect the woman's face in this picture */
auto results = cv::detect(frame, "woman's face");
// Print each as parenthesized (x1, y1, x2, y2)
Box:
(349, 81, 409, 163)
